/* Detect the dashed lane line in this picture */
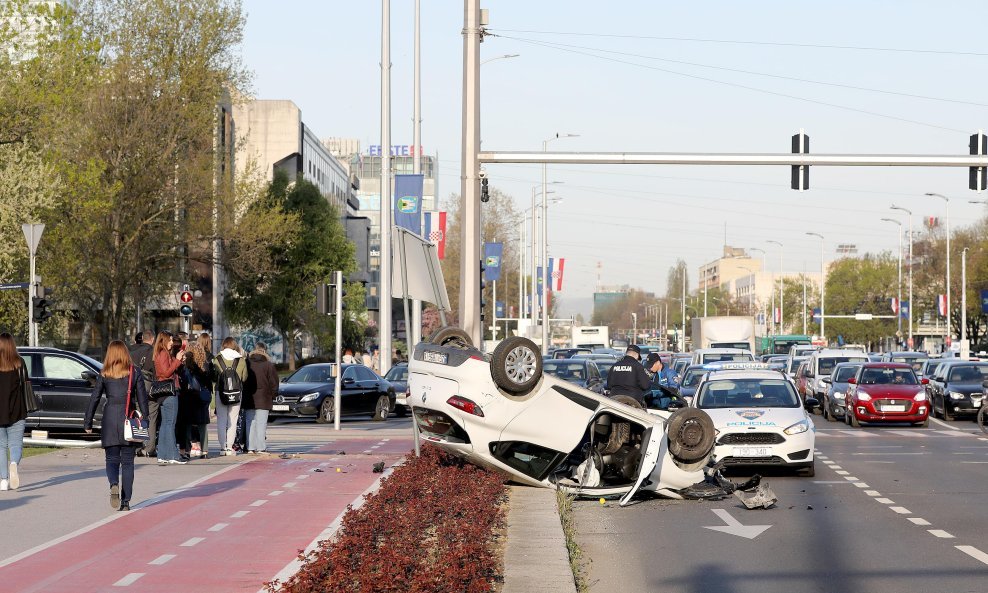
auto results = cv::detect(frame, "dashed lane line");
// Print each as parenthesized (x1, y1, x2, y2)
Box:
(269, 490, 284, 496)
(180, 538, 205, 547)
(148, 555, 175, 566)
(113, 573, 144, 587)
(876, 498, 895, 504)
(230, 511, 250, 518)
(295, 475, 310, 480)
(282, 482, 297, 488)
(929, 530, 955, 538)
(207, 523, 228, 532)
(865, 491, 881, 497)
(854, 482, 869, 488)
(908, 518, 932, 526)
(249, 500, 268, 507)
(844, 476, 859, 481)
(890, 507, 911, 514)
(835, 470, 850, 475)
(956, 545, 988, 565)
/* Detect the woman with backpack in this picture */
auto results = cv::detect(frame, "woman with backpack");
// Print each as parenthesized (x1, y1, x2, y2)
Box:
(182, 334, 213, 459)
(214, 337, 247, 456)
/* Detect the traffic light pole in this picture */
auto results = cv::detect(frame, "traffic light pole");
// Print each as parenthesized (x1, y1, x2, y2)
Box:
(29, 252, 37, 347)
(333, 270, 343, 431)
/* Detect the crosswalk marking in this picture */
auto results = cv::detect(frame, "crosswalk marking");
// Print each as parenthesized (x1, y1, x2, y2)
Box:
(815, 429, 979, 439)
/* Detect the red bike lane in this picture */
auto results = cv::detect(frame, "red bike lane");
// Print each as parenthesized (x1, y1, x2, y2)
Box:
(0, 437, 412, 593)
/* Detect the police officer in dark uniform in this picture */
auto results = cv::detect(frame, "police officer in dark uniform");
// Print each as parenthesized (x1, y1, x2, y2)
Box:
(605, 345, 651, 405)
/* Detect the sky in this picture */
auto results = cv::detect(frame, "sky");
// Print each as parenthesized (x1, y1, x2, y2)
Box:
(241, 1, 988, 318)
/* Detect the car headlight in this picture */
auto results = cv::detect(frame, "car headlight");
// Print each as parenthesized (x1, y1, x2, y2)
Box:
(856, 391, 871, 401)
(298, 392, 320, 403)
(913, 392, 927, 402)
(949, 391, 967, 400)
(784, 420, 809, 435)
(833, 391, 845, 402)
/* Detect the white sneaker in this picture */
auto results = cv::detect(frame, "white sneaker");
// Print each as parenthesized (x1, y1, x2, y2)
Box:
(0, 478, 8, 491)
(9, 462, 18, 490)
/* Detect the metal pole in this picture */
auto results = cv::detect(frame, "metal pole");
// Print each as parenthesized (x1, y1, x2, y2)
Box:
(681, 267, 686, 352)
(334, 271, 342, 430)
(29, 251, 36, 346)
(908, 216, 913, 346)
(379, 0, 393, 376)
(768, 240, 784, 334)
(460, 0, 482, 346)
(518, 225, 524, 334)
(802, 265, 807, 335)
(410, 0, 422, 351)
(962, 248, 968, 357)
(492, 279, 497, 340)
(926, 193, 951, 347)
(480, 151, 988, 167)
(530, 188, 537, 329)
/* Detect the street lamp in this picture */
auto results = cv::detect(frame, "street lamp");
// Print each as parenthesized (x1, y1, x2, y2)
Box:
(806, 232, 825, 343)
(526, 185, 561, 328)
(541, 133, 579, 354)
(767, 240, 784, 334)
(749, 248, 767, 332)
(962, 247, 969, 358)
(880, 218, 904, 340)
(480, 53, 520, 66)
(925, 192, 951, 350)
(891, 205, 914, 348)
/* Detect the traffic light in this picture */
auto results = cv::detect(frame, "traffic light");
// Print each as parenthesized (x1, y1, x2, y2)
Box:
(480, 177, 490, 202)
(791, 131, 809, 191)
(179, 290, 193, 317)
(32, 297, 52, 322)
(970, 132, 987, 191)
(318, 274, 348, 315)
(316, 283, 330, 314)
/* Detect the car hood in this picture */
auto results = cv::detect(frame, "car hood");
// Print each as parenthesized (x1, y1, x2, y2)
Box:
(854, 384, 925, 398)
(832, 381, 852, 391)
(943, 381, 984, 394)
(702, 407, 804, 429)
(279, 382, 330, 395)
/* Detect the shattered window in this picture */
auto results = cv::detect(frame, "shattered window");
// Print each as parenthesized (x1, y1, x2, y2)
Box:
(490, 441, 565, 481)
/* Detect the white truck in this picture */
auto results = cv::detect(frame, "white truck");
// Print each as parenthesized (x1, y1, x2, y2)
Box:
(571, 326, 610, 350)
(690, 316, 756, 353)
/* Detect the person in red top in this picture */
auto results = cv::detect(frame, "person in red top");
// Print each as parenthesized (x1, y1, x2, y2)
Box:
(153, 331, 187, 464)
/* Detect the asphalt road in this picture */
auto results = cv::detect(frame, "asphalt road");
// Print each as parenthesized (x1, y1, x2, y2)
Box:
(572, 418, 988, 593)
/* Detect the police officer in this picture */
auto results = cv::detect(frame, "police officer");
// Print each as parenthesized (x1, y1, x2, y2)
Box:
(605, 345, 651, 405)
(645, 353, 678, 389)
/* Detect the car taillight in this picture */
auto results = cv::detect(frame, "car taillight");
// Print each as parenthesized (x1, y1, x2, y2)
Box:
(447, 395, 484, 417)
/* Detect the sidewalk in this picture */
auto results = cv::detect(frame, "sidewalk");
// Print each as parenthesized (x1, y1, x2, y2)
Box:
(503, 486, 579, 593)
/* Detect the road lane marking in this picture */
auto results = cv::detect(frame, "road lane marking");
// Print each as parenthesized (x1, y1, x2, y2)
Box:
(181, 537, 205, 547)
(854, 482, 869, 488)
(148, 554, 176, 565)
(930, 417, 960, 430)
(876, 498, 895, 504)
(864, 461, 895, 463)
(113, 573, 144, 587)
(823, 460, 837, 465)
(703, 509, 772, 540)
(362, 450, 372, 453)
(865, 491, 881, 496)
(817, 456, 828, 460)
(269, 490, 284, 496)
(249, 500, 268, 507)
(295, 475, 309, 480)
(370, 445, 381, 449)
(840, 430, 872, 437)
(888, 430, 927, 437)
(283, 482, 297, 488)
(929, 530, 955, 538)
(230, 511, 249, 518)
(813, 481, 852, 484)
(961, 461, 988, 463)
(852, 452, 928, 455)
(908, 518, 931, 526)
(844, 476, 859, 481)
(208, 523, 228, 532)
(835, 470, 850, 475)
(890, 506, 911, 514)
(956, 545, 988, 565)
(382, 438, 390, 441)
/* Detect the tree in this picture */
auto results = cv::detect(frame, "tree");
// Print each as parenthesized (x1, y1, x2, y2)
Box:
(781, 274, 819, 335)
(824, 254, 898, 346)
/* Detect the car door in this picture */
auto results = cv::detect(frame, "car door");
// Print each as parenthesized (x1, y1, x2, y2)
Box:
(340, 366, 370, 415)
(586, 362, 603, 393)
(38, 353, 99, 428)
(356, 366, 386, 412)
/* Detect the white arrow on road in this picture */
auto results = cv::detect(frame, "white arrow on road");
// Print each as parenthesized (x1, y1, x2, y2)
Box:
(703, 509, 772, 539)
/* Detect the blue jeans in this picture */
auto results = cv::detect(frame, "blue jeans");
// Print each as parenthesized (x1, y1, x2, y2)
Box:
(0, 420, 25, 479)
(245, 409, 269, 452)
(105, 445, 136, 504)
(156, 395, 180, 461)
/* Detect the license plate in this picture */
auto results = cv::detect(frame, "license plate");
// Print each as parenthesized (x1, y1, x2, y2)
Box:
(272, 404, 289, 411)
(882, 405, 906, 412)
(423, 351, 448, 364)
(732, 447, 771, 457)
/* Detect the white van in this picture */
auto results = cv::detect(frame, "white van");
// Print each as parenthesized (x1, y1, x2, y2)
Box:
(803, 349, 871, 410)
(690, 348, 754, 366)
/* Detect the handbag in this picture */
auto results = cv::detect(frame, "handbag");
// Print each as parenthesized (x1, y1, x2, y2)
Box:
(123, 368, 150, 443)
(20, 363, 41, 413)
(149, 379, 176, 399)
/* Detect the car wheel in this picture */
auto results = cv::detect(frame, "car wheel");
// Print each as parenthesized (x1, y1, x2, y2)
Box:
(491, 337, 542, 394)
(667, 408, 716, 464)
(429, 327, 473, 349)
(316, 397, 334, 424)
(600, 396, 641, 455)
(850, 410, 861, 428)
(943, 404, 954, 422)
(798, 461, 815, 477)
(373, 396, 390, 421)
(824, 403, 835, 422)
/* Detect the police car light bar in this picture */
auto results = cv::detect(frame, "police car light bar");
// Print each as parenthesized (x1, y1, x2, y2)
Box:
(701, 362, 771, 371)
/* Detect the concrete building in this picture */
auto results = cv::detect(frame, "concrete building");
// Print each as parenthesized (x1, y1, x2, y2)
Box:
(2, 0, 77, 63)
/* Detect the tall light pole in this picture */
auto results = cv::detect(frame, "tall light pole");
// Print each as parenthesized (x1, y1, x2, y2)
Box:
(410, 0, 423, 351)
(806, 232, 825, 344)
(681, 266, 686, 351)
(749, 249, 766, 332)
(767, 240, 784, 334)
(541, 133, 578, 354)
(459, 0, 482, 347)
(480, 53, 520, 66)
(891, 205, 914, 348)
(962, 247, 969, 358)
(925, 192, 951, 350)
(379, 0, 393, 375)
(880, 218, 903, 341)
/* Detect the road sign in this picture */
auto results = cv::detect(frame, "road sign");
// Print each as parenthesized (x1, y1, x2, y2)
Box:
(853, 313, 873, 321)
(21, 223, 44, 255)
(0, 283, 30, 291)
(703, 509, 772, 540)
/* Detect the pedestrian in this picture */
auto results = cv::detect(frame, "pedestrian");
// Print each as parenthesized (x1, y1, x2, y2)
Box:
(371, 348, 380, 373)
(153, 331, 187, 464)
(243, 342, 278, 454)
(182, 333, 213, 459)
(342, 348, 356, 364)
(129, 331, 157, 457)
(645, 354, 678, 389)
(392, 348, 405, 366)
(213, 337, 247, 456)
(0, 333, 28, 491)
(84, 340, 150, 510)
(361, 350, 372, 367)
(604, 345, 651, 405)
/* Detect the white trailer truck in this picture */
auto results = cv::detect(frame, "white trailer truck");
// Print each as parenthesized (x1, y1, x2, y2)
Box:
(571, 326, 610, 350)
(690, 316, 756, 353)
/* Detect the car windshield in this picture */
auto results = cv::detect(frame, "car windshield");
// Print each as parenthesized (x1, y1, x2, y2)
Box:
(681, 368, 705, 387)
(788, 357, 807, 372)
(858, 367, 918, 385)
(703, 353, 754, 363)
(543, 362, 587, 381)
(947, 365, 988, 383)
(818, 357, 868, 375)
(597, 362, 614, 380)
(287, 365, 332, 383)
(697, 378, 800, 408)
(834, 365, 860, 382)
(385, 366, 408, 382)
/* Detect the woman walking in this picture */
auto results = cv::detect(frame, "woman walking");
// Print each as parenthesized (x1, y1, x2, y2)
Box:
(214, 337, 247, 456)
(154, 331, 187, 464)
(84, 340, 150, 510)
(183, 334, 213, 458)
(244, 342, 278, 454)
(0, 333, 28, 491)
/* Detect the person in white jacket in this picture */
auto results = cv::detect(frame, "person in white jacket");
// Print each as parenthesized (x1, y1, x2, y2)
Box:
(213, 337, 247, 455)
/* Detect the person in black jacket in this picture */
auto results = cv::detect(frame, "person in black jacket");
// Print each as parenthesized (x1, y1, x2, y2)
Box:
(605, 345, 651, 405)
(128, 331, 156, 457)
(85, 340, 150, 511)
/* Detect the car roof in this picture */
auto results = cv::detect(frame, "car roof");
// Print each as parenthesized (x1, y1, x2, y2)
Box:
(812, 349, 870, 357)
(703, 369, 788, 381)
(694, 348, 751, 354)
(860, 362, 913, 369)
(886, 351, 928, 358)
(833, 361, 864, 368)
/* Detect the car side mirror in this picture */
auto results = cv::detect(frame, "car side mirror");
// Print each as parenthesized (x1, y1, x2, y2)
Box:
(805, 371, 815, 378)
(821, 377, 832, 384)
(847, 378, 856, 385)
(343, 377, 355, 384)
(81, 370, 98, 385)
(921, 378, 929, 385)
(804, 397, 820, 409)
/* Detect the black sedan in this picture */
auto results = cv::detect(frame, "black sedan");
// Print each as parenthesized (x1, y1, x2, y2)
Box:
(19, 347, 104, 430)
(274, 364, 396, 422)
(541, 359, 604, 394)
(384, 362, 409, 417)
(929, 362, 987, 421)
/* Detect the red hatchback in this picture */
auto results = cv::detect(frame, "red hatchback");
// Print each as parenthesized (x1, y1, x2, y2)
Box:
(845, 363, 930, 428)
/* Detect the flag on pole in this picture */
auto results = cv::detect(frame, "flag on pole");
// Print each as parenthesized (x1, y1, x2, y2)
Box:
(890, 297, 899, 314)
(393, 174, 423, 234)
(537, 266, 544, 297)
(937, 294, 947, 317)
(774, 307, 781, 324)
(424, 211, 447, 259)
(553, 257, 566, 290)
(900, 300, 909, 319)
(484, 242, 503, 281)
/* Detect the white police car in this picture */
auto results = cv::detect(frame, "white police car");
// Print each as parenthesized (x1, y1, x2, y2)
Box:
(693, 363, 817, 477)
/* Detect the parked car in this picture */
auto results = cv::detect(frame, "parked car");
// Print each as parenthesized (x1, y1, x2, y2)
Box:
(819, 362, 864, 422)
(549, 348, 592, 360)
(927, 361, 988, 421)
(595, 360, 616, 381)
(844, 363, 929, 427)
(917, 357, 942, 380)
(274, 363, 395, 422)
(384, 362, 409, 417)
(542, 359, 605, 394)
(786, 356, 807, 379)
(676, 364, 708, 404)
(794, 361, 811, 400)
(881, 351, 929, 373)
(19, 347, 104, 430)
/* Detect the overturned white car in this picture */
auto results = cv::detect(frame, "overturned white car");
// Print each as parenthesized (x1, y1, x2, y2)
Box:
(408, 332, 770, 505)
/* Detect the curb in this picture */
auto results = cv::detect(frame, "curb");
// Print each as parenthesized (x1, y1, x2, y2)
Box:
(503, 486, 578, 593)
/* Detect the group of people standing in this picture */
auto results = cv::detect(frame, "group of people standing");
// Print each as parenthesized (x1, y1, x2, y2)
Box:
(604, 345, 679, 405)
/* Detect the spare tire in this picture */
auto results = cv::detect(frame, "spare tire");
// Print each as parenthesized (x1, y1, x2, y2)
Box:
(428, 327, 473, 349)
(600, 396, 642, 455)
(666, 408, 716, 464)
(491, 337, 542, 394)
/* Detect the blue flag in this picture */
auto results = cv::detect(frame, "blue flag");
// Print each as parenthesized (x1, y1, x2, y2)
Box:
(981, 291, 988, 314)
(393, 174, 424, 234)
(495, 301, 505, 317)
(484, 242, 504, 281)
(900, 300, 910, 319)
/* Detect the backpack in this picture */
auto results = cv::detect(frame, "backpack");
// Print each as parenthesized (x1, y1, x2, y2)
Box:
(216, 356, 243, 405)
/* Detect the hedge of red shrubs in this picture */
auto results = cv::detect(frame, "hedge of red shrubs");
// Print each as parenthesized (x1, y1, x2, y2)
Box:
(267, 445, 507, 593)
